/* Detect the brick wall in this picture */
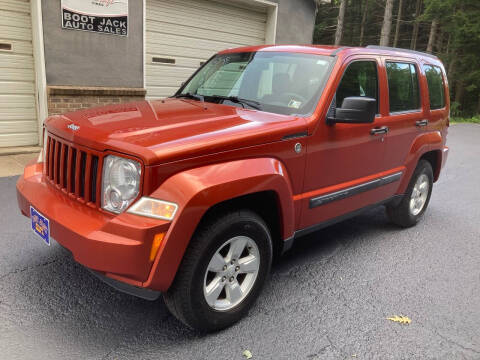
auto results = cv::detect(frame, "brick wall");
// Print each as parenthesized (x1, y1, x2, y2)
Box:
(47, 86, 146, 116)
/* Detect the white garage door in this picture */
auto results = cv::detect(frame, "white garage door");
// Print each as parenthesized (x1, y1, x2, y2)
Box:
(146, 0, 268, 99)
(0, 0, 37, 147)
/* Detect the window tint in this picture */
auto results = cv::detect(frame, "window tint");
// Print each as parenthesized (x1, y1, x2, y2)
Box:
(257, 62, 297, 99)
(424, 65, 445, 110)
(336, 61, 378, 111)
(386, 62, 421, 112)
(197, 56, 251, 97)
(180, 52, 333, 116)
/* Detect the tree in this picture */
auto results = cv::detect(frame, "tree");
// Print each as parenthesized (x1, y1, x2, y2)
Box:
(426, 19, 438, 52)
(359, 0, 369, 46)
(334, 0, 347, 45)
(380, 0, 395, 46)
(410, 0, 423, 49)
(314, 0, 480, 116)
(393, 0, 404, 47)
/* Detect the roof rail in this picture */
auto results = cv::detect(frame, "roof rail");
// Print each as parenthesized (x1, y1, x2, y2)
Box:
(330, 47, 349, 57)
(366, 45, 438, 60)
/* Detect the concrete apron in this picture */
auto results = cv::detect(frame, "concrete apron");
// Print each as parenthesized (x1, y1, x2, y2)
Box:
(0, 152, 40, 177)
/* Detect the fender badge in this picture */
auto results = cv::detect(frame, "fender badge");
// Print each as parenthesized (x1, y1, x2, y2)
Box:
(67, 124, 80, 131)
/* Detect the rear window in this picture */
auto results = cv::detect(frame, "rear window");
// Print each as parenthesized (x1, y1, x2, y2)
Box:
(386, 62, 421, 113)
(424, 65, 445, 110)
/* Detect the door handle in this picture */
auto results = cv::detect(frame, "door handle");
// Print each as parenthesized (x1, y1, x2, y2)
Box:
(370, 126, 389, 135)
(416, 119, 429, 127)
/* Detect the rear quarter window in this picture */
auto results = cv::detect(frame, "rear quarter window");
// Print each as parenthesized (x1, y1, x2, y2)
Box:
(386, 62, 421, 113)
(424, 65, 446, 110)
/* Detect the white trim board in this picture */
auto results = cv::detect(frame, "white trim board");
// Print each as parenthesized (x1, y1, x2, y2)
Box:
(31, 0, 48, 146)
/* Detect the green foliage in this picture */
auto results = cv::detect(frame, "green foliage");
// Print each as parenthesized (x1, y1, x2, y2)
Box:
(450, 115, 480, 123)
(450, 101, 461, 116)
(314, 0, 480, 116)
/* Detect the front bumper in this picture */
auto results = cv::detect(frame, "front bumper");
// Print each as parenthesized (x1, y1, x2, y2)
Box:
(16, 161, 171, 289)
(88, 269, 161, 300)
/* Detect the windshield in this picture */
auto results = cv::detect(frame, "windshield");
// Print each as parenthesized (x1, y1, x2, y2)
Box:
(177, 51, 334, 116)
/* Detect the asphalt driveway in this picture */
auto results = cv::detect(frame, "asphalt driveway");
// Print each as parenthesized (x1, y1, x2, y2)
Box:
(0, 124, 479, 360)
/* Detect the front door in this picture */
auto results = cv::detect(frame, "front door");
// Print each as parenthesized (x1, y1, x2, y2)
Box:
(299, 57, 392, 230)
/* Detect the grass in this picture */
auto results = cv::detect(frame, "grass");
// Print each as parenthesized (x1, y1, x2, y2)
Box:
(450, 116, 480, 124)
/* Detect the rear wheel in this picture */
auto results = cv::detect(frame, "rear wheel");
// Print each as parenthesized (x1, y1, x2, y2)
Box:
(386, 159, 433, 227)
(163, 210, 272, 332)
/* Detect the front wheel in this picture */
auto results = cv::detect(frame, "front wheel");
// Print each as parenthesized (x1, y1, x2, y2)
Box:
(163, 210, 272, 332)
(386, 159, 433, 227)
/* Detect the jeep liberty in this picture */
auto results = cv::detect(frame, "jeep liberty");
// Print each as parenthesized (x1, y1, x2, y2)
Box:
(17, 45, 449, 331)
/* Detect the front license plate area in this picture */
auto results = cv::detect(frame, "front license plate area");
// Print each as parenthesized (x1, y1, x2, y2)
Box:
(30, 206, 50, 246)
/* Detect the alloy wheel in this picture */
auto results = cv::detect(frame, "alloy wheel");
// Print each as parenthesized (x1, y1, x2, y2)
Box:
(409, 173, 429, 216)
(203, 236, 260, 311)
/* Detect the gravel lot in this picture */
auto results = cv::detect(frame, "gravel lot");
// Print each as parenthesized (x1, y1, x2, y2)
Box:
(1, 124, 479, 360)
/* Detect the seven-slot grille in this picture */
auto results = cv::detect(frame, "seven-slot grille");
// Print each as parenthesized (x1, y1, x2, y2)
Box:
(45, 134, 102, 207)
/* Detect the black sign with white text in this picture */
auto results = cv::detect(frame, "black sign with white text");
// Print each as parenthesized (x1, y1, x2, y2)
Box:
(62, 9, 128, 36)
(61, 0, 128, 36)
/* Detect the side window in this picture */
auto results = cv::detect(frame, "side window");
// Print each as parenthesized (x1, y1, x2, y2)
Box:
(424, 65, 445, 110)
(386, 62, 421, 113)
(336, 61, 379, 112)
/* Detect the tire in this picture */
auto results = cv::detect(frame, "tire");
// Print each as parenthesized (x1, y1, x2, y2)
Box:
(163, 210, 273, 332)
(386, 159, 433, 228)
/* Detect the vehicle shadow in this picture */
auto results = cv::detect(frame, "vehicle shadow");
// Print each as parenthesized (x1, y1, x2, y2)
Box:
(16, 205, 401, 354)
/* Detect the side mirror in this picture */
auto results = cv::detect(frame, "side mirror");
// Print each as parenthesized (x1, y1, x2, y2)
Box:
(327, 96, 376, 124)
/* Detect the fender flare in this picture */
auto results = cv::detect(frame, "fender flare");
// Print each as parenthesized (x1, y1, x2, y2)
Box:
(143, 157, 295, 291)
(398, 130, 443, 193)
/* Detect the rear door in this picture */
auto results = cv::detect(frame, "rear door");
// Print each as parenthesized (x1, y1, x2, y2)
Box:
(381, 57, 427, 173)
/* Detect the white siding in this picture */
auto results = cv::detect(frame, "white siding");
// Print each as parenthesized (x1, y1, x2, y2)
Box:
(146, 0, 268, 99)
(0, 0, 37, 147)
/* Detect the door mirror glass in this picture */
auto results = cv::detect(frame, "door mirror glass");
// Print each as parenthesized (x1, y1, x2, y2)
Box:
(328, 96, 376, 124)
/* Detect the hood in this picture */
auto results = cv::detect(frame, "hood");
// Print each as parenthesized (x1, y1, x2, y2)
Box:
(45, 99, 307, 165)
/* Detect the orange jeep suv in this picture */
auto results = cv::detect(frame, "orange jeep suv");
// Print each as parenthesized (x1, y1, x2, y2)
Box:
(17, 45, 449, 331)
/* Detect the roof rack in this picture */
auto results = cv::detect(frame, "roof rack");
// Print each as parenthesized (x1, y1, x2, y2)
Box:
(366, 45, 438, 60)
(330, 46, 349, 56)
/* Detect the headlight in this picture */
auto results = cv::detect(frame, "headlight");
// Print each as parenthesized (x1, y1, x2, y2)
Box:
(101, 155, 141, 214)
(127, 197, 178, 221)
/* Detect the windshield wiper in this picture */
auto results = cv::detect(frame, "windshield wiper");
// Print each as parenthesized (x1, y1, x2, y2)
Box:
(173, 93, 204, 102)
(209, 95, 262, 110)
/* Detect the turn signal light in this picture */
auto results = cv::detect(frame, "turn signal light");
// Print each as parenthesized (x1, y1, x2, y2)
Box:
(127, 197, 178, 221)
(150, 233, 165, 261)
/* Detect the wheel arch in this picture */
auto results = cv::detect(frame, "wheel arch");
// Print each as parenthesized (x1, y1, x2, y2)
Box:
(143, 157, 295, 291)
(195, 190, 285, 260)
(419, 150, 442, 182)
(398, 131, 443, 193)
